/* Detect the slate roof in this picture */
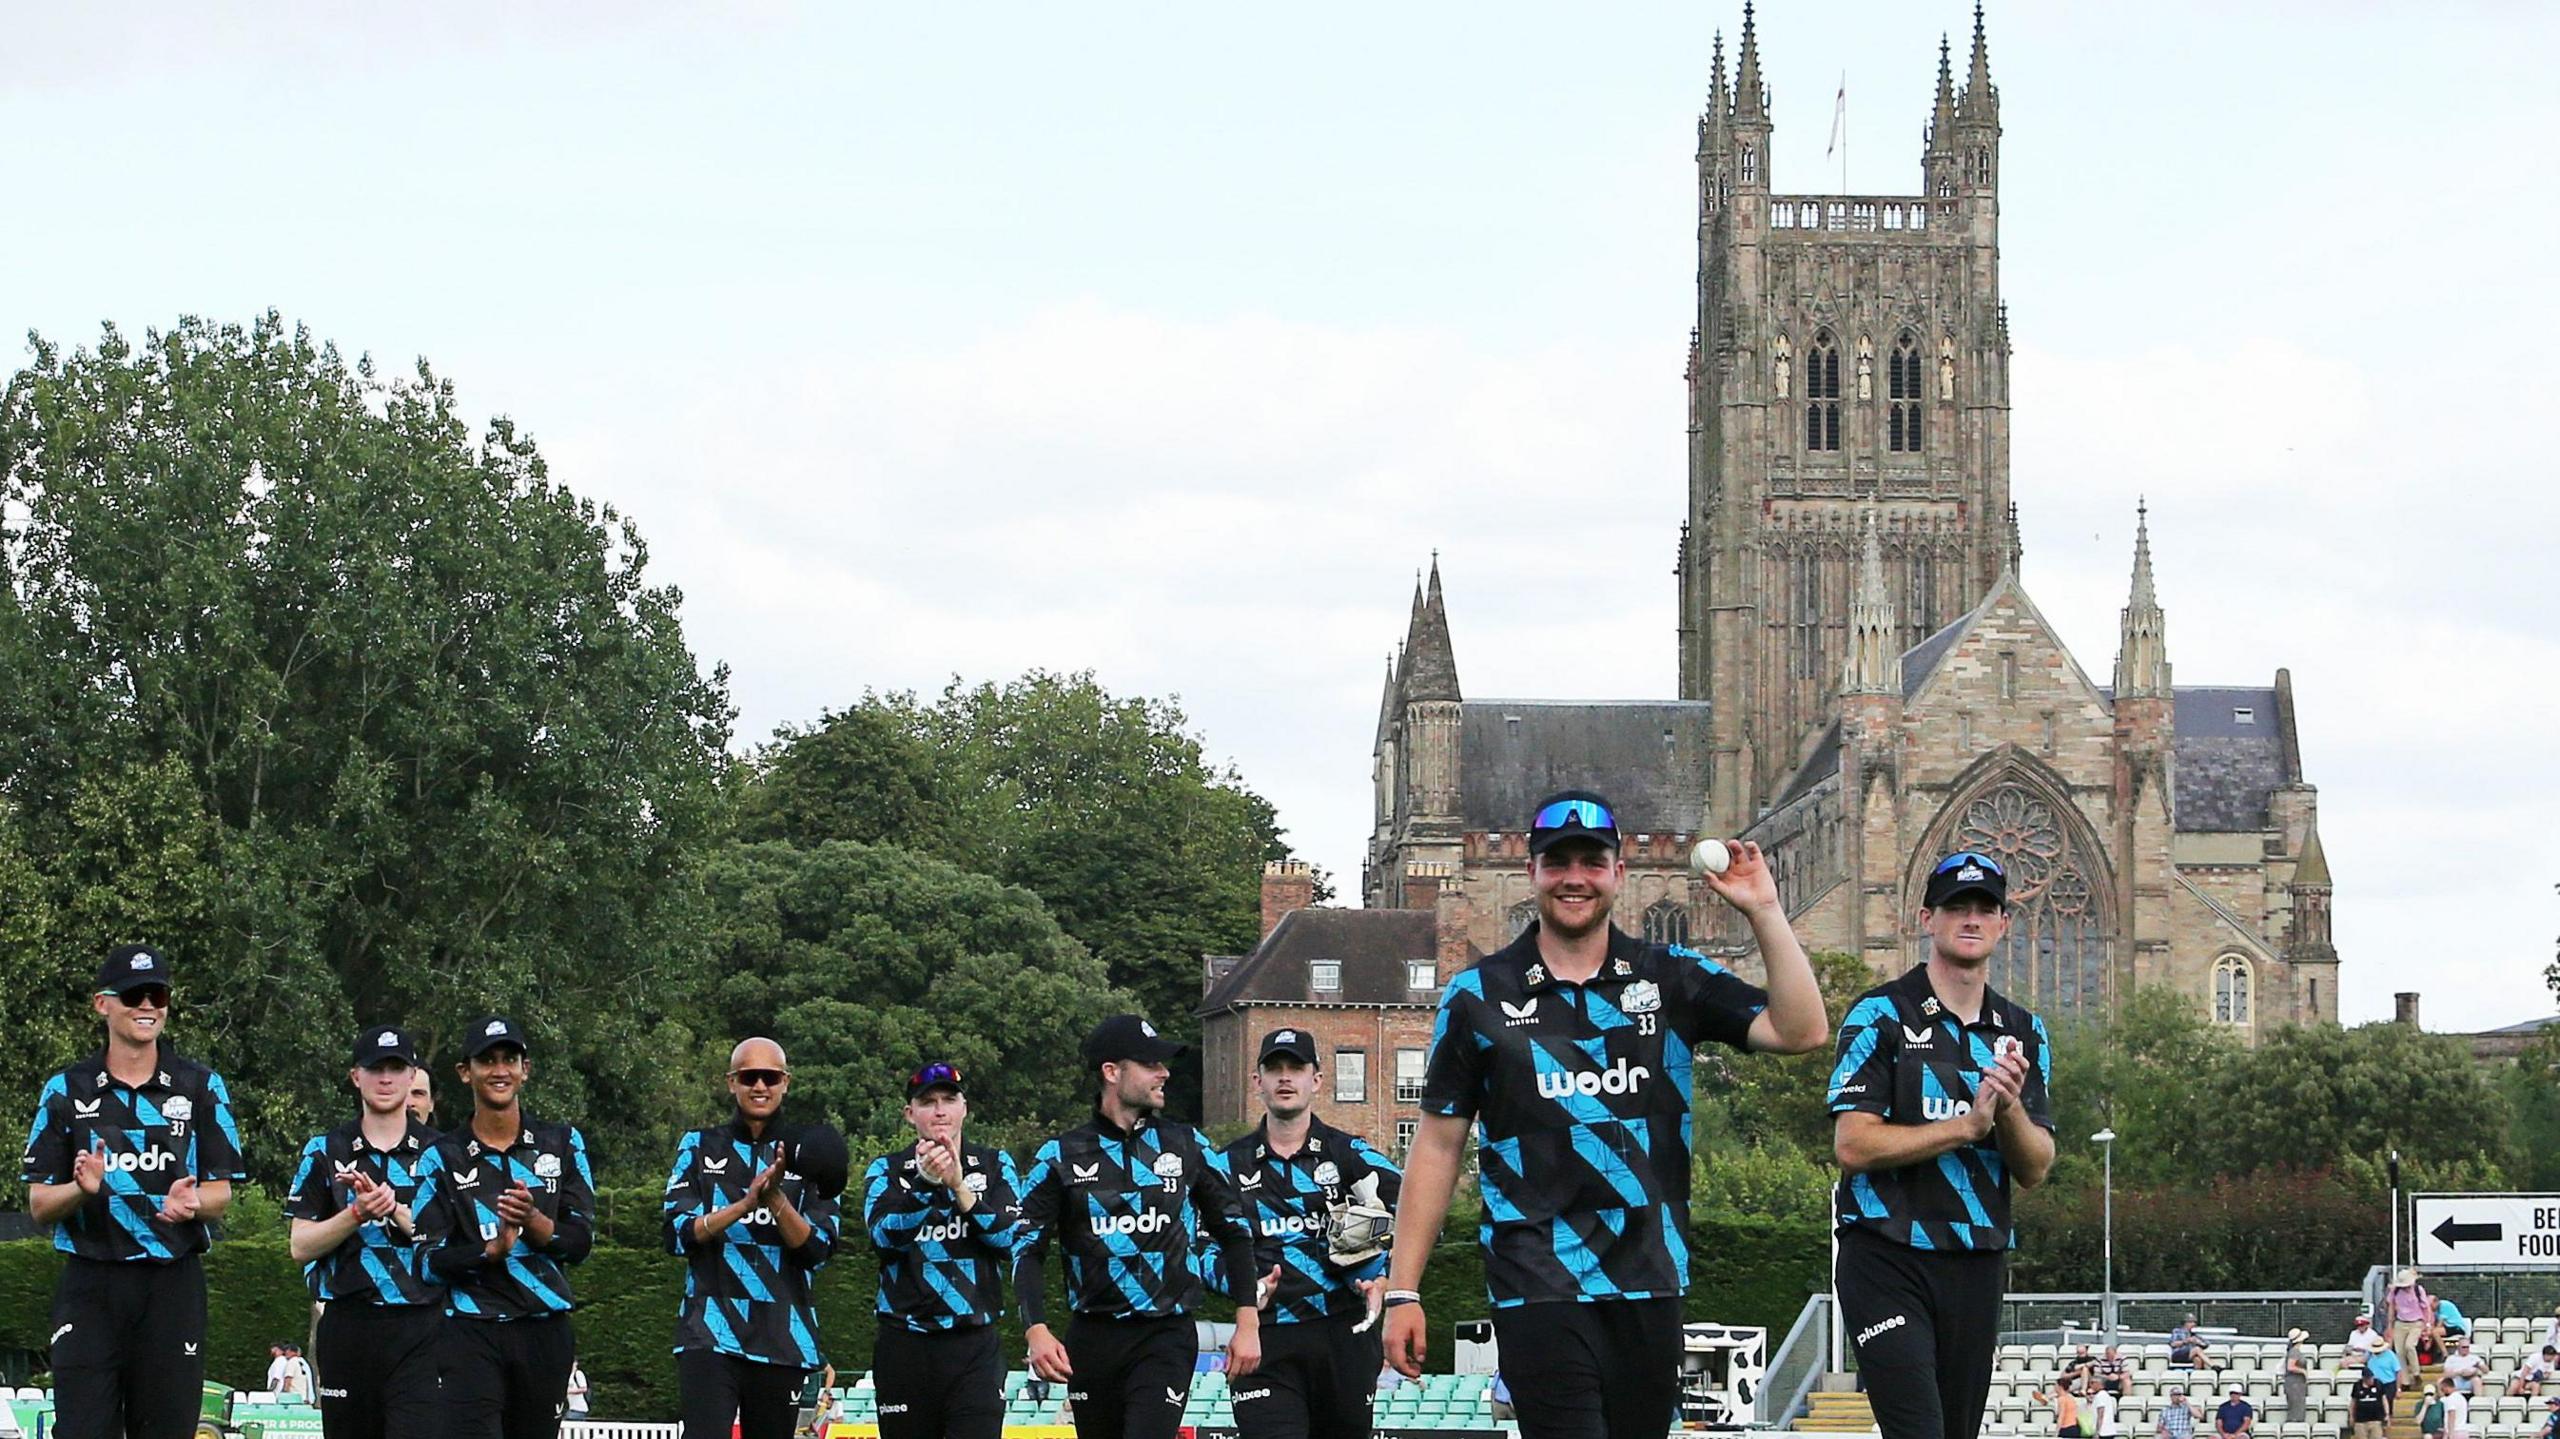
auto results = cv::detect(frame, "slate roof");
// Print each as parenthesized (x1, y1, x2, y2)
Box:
(2168, 686, 2286, 833)
(1458, 701, 1714, 833)
(1197, 908, 1443, 1016)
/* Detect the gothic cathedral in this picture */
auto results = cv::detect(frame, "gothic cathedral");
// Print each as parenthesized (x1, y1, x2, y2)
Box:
(1361, 7, 2340, 1032)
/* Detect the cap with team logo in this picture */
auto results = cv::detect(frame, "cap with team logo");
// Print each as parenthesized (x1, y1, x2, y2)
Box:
(1257, 1028, 1318, 1066)
(1923, 850, 2009, 909)
(352, 1025, 420, 1068)
(462, 1015, 529, 1058)
(96, 943, 171, 997)
(1081, 1013, 1187, 1067)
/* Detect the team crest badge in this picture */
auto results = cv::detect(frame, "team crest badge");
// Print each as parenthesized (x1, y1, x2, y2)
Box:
(1151, 1152, 1184, 1179)
(1620, 981, 1661, 1015)
(1524, 964, 1545, 987)
(1920, 996, 1942, 1016)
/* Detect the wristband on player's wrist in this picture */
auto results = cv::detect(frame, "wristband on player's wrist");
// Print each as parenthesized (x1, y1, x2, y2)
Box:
(1384, 1290, 1422, 1307)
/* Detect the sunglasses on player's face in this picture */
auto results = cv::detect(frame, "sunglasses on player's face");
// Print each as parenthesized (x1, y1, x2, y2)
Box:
(106, 987, 171, 1010)
(729, 1069, 788, 1088)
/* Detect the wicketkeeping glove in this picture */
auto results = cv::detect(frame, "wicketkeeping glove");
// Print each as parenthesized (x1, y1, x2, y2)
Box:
(1325, 1173, 1394, 1268)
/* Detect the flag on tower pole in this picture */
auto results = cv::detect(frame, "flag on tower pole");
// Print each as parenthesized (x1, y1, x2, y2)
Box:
(1827, 73, 1847, 190)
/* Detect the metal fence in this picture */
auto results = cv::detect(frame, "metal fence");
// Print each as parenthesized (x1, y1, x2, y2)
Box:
(2000, 1291, 2365, 1344)
(1761, 1292, 1836, 1429)
(2365, 1266, 2560, 1325)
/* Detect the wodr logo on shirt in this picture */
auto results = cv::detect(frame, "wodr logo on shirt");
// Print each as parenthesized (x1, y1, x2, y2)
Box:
(1535, 1057, 1652, 1100)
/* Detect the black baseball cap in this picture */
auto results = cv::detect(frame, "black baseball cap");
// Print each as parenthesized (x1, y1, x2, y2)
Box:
(96, 944, 171, 997)
(1527, 790, 1620, 856)
(906, 1061, 965, 1099)
(1923, 850, 2009, 909)
(461, 1015, 529, 1058)
(1257, 1028, 1318, 1066)
(1081, 1014, 1186, 1067)
(352, 1026, 420, 1068)
(785, 1122, 851, 1200)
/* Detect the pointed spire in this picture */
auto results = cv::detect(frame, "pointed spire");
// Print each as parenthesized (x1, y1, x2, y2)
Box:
(1733, 2, 1767, 121)
(1959, 2, 1997, 121)
(1402, 554, 1462, 702)
(2114, 500, 2171, 698)
(1932, 34, 1958, 144)
(1709, 29, 1729, 120)
(1843, 508, 1902, 696)
(1375, 651, 1401, 739)
(2295, 823, 2331, 887)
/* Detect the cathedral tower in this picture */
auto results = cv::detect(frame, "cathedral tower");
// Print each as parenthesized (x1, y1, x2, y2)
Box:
(1679, 4, 2015, 836)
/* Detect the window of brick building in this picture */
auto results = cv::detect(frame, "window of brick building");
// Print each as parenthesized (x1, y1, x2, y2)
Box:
(1311, 961, 1341, 993)
(1406, 961, 1435, 993)
(1395, 1117, 1418, 1154)
(1888, 332, 1923, 452)
(1642, 898, 1690, 947)
(1806, 331, 1842, 451)
(1334, 1049, 1368, 1103)
(1506, 898, 1537, 938)
(2213, 955, 2253, 1027)
(1395, 1047, 1425, 1103)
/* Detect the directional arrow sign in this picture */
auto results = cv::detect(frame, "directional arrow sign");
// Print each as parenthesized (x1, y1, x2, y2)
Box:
(2431, 1217, 2502, 1247)
(2414, 1194, 2560, 1269)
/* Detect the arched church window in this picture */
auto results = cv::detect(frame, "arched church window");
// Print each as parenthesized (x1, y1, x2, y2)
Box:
(2213, 955, 2254, 1026)
(1806, 332, 1842, 452)
(1642, 898, 1690, 948)
(1888, 333, 1924, 452)
(1936, 781, 2115, 1019)
(1740, 145, 1758, 185)
(1792, 546, 1823, 679)
(1970, 148, 1992, 186)
(1506, 898, 1538, 939)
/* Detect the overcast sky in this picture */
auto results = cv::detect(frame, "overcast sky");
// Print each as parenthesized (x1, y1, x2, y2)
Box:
(7, 2, 2553, 1032)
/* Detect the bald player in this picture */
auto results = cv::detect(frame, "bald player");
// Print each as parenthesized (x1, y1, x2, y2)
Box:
(662, 1039, 841, 1439)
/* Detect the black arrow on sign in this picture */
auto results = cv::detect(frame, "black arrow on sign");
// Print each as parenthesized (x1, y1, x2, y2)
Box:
(2432, 1216, 2503, 1247)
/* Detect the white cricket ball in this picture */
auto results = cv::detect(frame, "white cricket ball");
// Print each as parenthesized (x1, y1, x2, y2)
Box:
(1691, 838, 1731, 876)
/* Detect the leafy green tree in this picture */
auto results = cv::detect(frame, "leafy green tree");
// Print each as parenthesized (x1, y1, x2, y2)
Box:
(740, 673, 1293, 1101)
(699, 839, 1130, 1149)
(1693, 949, 1883, 1157)
(2040, 985, 2235, 1188)
(0, 315, 733, 1184)
(2198, 1020, 2515, 1182)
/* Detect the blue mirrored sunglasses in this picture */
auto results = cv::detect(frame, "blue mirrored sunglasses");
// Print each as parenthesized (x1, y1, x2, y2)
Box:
(1933, 850, 2005, 877)
(1532, 798, 1617, 832)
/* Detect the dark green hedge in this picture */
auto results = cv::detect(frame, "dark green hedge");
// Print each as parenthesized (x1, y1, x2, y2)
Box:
(0, 1215, 1833, 1420)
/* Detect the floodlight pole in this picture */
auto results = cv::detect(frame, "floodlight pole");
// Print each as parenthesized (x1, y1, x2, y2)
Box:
(2094, 1128, 2118, 1344)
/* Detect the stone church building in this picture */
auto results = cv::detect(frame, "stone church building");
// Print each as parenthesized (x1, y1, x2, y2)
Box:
(1202, 6, 2341, 1144)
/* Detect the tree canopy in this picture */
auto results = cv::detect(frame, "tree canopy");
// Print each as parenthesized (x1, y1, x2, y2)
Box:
(740, 673, 1291, 1111)
(700, 839, 1130, 1149)
(0, 315, 734, 1181)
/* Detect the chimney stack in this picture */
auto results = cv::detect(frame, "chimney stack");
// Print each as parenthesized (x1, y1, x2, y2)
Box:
(1260, 860, 1316, 937)
(2394, 991, 2421, 1029)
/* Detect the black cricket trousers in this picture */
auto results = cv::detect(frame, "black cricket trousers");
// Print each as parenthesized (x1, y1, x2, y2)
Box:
(1835, 1224, 2009, 1439)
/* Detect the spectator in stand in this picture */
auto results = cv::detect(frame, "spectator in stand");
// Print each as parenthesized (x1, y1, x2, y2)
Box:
(2351, 1369, 2392, 1439)
(2435, 1296, 2468, 1342)
(2027, 1376, 2086, 1439)
(2089, 1379, 2121, 1439)
(2442, 1336, 2487, 1399)
(285, 1346, 314, 1402)
(2156, 1386, 2199, 1439)
(2386, 1269, 2435, 1379)
(266, 1343, 294, 1395)
(2540, 1394, 2560, 1439)
(2543, 1306, 2560, 1360)
(2368, 1344, 2405, 1411)
(2063, 1346, 2099, 1394)
(2283, 1328, 2312, 1424)
(2096, 1345, 2129, 1399)
(2214, 1384, 2254, 1439)
(2509, 1346, 2559, 1398)
(564, 1361, 589, 1422)
(2171, 1316, 2222, 1373)
(2347, 1316, 2384, 1373)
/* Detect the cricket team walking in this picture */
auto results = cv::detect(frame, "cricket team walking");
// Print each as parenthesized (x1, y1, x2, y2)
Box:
(21, 791, 2052, 1439)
